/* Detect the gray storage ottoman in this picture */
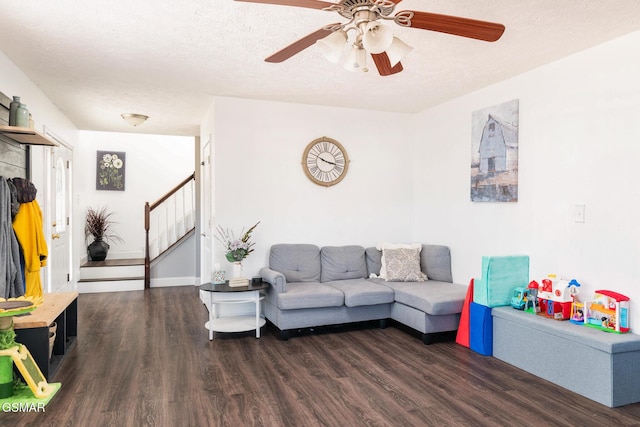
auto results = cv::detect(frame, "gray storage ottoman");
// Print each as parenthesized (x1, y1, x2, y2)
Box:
(492, 306, 640, 407)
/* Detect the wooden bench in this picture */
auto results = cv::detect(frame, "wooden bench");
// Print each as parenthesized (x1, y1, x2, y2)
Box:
(492, 306, 640, 407)
(13, 292, 78, 380)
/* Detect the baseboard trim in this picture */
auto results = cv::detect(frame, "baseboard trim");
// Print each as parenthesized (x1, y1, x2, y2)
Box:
(150, 276, 197, 288)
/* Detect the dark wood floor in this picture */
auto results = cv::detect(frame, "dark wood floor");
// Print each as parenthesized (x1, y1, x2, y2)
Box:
(5, 286, 640, 426)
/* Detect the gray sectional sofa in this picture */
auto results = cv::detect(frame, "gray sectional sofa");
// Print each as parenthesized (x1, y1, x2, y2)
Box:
(259, 243, 469, 343)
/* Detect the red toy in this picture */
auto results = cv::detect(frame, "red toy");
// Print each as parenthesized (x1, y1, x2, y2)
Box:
(535, 275, 581, 320)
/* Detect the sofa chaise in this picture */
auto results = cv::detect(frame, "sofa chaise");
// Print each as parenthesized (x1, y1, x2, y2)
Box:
(259, 243, 468, 343)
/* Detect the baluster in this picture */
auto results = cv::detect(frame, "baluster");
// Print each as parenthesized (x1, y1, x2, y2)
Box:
(145, 173, 195, 272)
(191, 179, 195, 228)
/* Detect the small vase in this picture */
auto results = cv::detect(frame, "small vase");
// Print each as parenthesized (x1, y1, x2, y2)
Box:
(88, 238, 110, 261)
(15, 103, 29, 128)
(9, 96, 20, 126)
(232, 261, 243, 278)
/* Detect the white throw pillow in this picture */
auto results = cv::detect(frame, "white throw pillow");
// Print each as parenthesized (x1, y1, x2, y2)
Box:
(376, 243, 422, 279)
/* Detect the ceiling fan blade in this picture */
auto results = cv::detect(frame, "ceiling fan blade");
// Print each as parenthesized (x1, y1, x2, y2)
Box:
(265, 25, 339, 63)
(401, 11, 505, 42)
(371, 52, 403, 76)
(234, 0, 334, 10)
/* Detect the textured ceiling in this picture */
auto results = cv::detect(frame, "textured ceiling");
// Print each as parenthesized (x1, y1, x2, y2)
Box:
(1, 1, 640, 136)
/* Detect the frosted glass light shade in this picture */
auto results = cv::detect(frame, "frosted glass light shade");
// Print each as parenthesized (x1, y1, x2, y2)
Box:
(121, 113, 148, 126)
(386, 37, 413, 67)
(344, 46, 367, 72)
(316, 30, 348, 63)
(362, 21, 393, 54)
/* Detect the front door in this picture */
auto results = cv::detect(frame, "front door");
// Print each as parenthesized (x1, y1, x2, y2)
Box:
(201, 139, 213, 284)
(48, 143, 73, 293)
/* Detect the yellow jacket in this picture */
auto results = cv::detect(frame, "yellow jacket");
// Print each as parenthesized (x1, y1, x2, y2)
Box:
(13, 200, 48, 298)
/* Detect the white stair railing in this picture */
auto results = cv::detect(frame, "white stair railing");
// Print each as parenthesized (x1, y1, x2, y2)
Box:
(145, 173, 195, 288)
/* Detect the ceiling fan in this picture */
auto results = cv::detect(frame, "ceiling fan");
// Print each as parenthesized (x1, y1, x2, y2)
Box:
(234, 0, 505, 76)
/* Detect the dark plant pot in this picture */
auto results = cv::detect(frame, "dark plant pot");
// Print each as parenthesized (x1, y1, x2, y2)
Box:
(88, 238, 110, 261)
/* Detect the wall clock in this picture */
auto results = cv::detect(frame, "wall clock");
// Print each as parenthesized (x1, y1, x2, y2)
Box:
(302, 136, 349, 187)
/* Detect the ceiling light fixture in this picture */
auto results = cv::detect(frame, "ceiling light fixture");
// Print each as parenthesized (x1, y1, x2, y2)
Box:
(315, 0, 413, 73)
(239, 0, 505, 77)
(121, 113, 149, 126)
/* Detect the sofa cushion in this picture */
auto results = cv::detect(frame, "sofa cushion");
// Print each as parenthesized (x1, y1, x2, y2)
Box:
(276, 282, 344, 310)
(393, 281, 468, 315)
(320, 245, 367, 282)
(270, 244, 321, 283)
(420, 245, 453, 282)
(383, 248, 427, 282)
(325, 279, 395, 307)
(365, 247, 382, 276)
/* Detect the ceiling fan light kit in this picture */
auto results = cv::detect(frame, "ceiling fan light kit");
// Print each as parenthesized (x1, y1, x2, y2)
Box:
(361, 20, 394, 54)
(344, 45, 368, 72)
(235, 0, 505, 76)
(315, 8, 410, 73)
(317, 30, 348, 63)
(385, 37, 412, 67)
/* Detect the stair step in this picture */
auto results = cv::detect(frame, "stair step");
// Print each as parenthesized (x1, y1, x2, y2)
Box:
(78, 276, 144, 283)
(80, 265, 144, 280)
(78, 278, 145, 294)
(81, 258, 145, 268)
(80, 258, 145, 281)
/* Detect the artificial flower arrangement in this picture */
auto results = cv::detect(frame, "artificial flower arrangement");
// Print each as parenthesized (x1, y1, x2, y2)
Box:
(214, 221, 260, 262)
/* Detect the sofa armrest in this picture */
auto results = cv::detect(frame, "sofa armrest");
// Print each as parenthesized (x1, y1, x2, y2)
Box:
(260, 267, 287, 293)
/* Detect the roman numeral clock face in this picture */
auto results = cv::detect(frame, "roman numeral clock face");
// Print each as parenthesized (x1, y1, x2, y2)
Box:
(302, 137, 349, 187)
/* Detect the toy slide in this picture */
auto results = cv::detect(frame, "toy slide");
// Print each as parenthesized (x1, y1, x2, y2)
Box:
(0, 345, 57, 399)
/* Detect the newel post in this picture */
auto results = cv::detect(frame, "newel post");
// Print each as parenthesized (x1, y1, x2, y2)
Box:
(144, 201, 150, 289)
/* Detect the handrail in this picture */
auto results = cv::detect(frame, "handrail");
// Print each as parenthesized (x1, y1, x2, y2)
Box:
(144, 172, 195, 288)
(149, 172, 195, 211)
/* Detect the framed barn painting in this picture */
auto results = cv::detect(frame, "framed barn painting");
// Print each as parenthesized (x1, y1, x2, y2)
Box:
(96, 151, 126, 191)
(471, 99, 519, 202)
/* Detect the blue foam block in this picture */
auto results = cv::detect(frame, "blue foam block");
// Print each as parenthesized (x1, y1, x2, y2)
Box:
(470, 302, 493, 356)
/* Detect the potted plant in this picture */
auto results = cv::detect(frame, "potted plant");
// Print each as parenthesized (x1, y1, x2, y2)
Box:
(85, 206, 123, 261)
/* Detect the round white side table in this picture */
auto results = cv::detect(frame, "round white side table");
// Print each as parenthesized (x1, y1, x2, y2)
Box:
(199, 281, 268, 340)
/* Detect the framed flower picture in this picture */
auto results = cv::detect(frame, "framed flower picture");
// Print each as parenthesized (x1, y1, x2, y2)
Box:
(96, 151, 126, 191)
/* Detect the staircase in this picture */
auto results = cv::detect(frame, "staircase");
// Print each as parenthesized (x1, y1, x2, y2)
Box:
(78, 173, 196, 293)
(145, 173, 196, 288)
(78, 258, 145, 293)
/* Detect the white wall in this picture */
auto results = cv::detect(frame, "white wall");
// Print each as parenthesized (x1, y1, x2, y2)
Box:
(210, 97, 415, 278)
(75, 131, 195, 261)
(413, 30, 640, 332)
(0, 52, 78, 152)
